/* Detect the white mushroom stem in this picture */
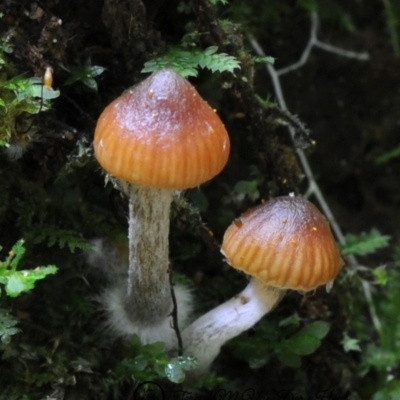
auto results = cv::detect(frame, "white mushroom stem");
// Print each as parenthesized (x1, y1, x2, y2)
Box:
(182, 278, 285, 376)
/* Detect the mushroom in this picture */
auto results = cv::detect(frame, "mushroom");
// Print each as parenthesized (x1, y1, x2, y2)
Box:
(182, 195, 344, 375)
(93, 69, 230, 345)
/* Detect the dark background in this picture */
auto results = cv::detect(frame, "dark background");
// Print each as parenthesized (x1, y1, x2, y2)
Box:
(0, 0, 399, 399)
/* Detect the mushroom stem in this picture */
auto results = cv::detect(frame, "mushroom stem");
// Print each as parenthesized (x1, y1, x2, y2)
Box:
(125, 185, 174, 325)
(100, 184, 194, 346)
(182, 279, 286, 376)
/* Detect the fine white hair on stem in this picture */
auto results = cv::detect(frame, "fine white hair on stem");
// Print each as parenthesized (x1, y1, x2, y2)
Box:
(99, 282, 193, 349)
(249, 13, 381, 334)
(85, 235, 193, 348)
(84, 238, 128, 281)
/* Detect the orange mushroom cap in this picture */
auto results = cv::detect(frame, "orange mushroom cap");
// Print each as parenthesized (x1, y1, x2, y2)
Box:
(94, 69, 230, 190)
(221, 196, 345, 291)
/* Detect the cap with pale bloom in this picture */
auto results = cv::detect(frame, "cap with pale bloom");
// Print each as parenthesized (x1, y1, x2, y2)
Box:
(94, 69, 230, 190)
(221, 196, 345, 292)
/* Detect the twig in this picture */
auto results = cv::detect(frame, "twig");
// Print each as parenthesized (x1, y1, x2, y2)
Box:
(314, 40, 369, 60)
(169, 271, 183, 355)
(249, 37, 345, 243)
(276, 13, 318, 76)
(276, 13, 368, 78)
(249, 13, 382, 335)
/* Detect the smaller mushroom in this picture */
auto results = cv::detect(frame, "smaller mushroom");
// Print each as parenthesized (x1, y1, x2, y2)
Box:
(222, 195, 344, 292)
(182, 195, 344, 375)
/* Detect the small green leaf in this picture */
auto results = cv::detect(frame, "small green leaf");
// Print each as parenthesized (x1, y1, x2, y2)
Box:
(5, 275, 25, 297)
(371, 266, 388, 285)
(132, 354, 149, 371)
(87, 65, 106, 77)
(142, 341, 166, 355)
(341, 229, 390, 256)
(283, 334, 321, 355)
(341, 334, 361, 353)
(33, 228, 91, 253)
(24, 265, 58, 282)
(1, 74, 27, 90)
(203, 46, 218, 56)
(142, 46, 240, 78)
(0, 309, 20, 344)
(83, 78, 98, 91)
(9, 239, 26, 270)
(4, 266, 57, 297)
(229, 319, 280, 368)
(0, 240, 58, 298)
(234, 180, 258, 194)
(253, 55, 275, 64)
(26, 78, 60, 99)
(255, 95, 275, 109)
(65, 59, 105, 90)
(299, 321, 330, 340)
